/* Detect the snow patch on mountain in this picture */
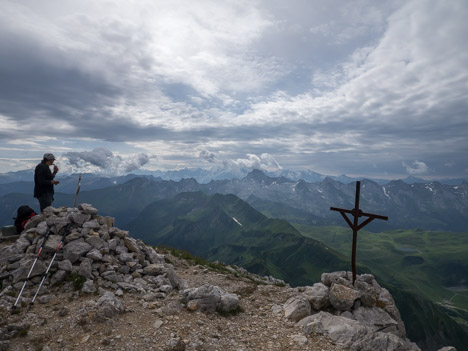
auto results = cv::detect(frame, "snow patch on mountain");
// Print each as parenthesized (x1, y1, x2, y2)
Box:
(232, 217, 243, 227)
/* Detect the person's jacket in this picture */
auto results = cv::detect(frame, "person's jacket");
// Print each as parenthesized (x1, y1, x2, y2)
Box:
(34, 161, 54, 197)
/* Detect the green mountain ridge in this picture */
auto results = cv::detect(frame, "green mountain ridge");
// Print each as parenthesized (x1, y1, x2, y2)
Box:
(129, 192, 350, 286)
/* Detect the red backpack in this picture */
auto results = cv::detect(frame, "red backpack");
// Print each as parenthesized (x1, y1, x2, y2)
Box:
(14, 205, 36, 234)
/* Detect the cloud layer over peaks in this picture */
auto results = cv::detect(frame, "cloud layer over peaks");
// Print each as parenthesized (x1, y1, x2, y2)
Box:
(0, 0, 467, 178)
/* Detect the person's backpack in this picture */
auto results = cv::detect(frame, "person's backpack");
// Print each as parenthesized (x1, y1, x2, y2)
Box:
(14, 205, 36, 234)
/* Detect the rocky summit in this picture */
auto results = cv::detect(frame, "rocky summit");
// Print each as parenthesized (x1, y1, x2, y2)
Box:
(0, 204, 457, 351)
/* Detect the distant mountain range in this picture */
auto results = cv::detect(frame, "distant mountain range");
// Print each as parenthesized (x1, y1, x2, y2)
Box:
(1, 169, 467, 232)
(2, 167, 468, 185)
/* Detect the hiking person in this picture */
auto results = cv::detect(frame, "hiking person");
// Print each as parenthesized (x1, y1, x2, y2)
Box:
(34, 153, 60, 212)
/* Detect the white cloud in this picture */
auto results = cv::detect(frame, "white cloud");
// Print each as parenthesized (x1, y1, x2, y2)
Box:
(403, 160, 428, 175)
(198, 150, 283, 173)
(223, 153, 282, 172)
(63, 147, 151, 174)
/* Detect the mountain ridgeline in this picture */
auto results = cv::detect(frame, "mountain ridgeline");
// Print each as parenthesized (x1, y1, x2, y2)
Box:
(1, 169, 468, 232)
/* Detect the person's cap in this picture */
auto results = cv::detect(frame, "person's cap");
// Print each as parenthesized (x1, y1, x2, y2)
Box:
(43, 153, 56, 160)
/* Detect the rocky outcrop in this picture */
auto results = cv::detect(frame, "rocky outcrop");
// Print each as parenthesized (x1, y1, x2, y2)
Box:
(284, 271, 457, 351)
(181, 284, 239, 314)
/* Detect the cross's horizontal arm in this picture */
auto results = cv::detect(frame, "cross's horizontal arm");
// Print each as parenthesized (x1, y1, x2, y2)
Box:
(330, 207, 388, 221)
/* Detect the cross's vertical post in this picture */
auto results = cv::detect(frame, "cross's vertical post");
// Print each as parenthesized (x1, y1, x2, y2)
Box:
(351, 181, 360, 283)
(330, 181, 388, 284)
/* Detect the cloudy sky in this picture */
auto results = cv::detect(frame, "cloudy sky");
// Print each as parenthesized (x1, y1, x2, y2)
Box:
(0, 0, 467, 178)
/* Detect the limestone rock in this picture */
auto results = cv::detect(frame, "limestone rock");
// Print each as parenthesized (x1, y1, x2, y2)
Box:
(43, 235, 62, 252)
(283, 295, 311, 322)
(300, 311, 369, 347)
(354, 280, 378, 307)
(36, 221, 49, 236)
(50, 270, 67, 286)
(83, 219, 100, 229)
(14, 235, 31, 253)
(57, 259, 73, 272)
(12, 259, 47, 284)
(79, 204, 98, 215)
(329, 283, 361, 311)
(94, 291, 124, 321)
(86, 248, 103, 261)
(78, 259, 93, 280)
(85, 236, 106, 250)
(63, 240, 92, 263)
(124, 237, 140, 253)
(321, 271, 353, 288)
(70, 212, 91, 226)
(181, 284, 239, 314)
(143, 263, 165, 276)
(219, 293, 239, 313)
(352, 306, 399, 336)
(65, 231, 81, 242)
(304, 282, 329, 310)
(82, 280, 97, 294)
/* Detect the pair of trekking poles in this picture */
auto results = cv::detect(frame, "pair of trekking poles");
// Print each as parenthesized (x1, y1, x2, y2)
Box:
(12, 224, 71, 310)
(12, 173, 82, 311)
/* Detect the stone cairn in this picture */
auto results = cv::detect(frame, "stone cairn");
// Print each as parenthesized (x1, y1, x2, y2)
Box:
(0, 205, 239, 319)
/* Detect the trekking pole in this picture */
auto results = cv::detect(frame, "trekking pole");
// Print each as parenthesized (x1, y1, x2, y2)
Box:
(73, 173, 82, 208)
(12, 228, 52, 310)
(30, 224, 72, 305)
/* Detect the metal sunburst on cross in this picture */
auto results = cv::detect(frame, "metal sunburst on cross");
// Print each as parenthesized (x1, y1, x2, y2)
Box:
(330, 181, 388, 284)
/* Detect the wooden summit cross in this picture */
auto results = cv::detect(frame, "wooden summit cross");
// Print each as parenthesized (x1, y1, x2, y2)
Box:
(330, 181, 388, 284)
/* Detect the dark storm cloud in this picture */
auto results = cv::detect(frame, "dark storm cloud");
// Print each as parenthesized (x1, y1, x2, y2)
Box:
(0, 31, 120, 124)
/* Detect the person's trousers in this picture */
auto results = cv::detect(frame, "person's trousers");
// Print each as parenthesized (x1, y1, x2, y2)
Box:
(37, 192, 54, 212)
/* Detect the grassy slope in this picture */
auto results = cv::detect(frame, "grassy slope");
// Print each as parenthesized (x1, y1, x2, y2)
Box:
(129, 192, 351, 286)
(294, 224, 468, 322)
